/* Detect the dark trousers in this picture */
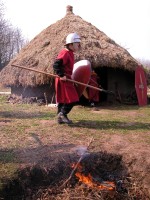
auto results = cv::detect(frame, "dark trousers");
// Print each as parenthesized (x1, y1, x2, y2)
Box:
(57, 102, 75, 115)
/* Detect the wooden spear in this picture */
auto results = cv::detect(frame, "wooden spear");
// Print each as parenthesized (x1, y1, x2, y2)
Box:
(11, 64, 114, 94)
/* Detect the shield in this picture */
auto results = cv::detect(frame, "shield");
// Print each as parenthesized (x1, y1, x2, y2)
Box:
(71, 60, 91, 97)
(135, 65, 147, 106)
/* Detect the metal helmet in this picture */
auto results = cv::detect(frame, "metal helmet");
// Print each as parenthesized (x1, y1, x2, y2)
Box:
(65, 33, 81, 45)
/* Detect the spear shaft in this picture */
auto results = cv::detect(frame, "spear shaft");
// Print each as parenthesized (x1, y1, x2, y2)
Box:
(11, 64, 114, 94)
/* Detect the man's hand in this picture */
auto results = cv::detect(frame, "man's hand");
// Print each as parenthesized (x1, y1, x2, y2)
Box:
(60, 76, 67, 81)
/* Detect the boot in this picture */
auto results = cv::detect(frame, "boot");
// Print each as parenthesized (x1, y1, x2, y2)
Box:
(57, 112, 72, 124)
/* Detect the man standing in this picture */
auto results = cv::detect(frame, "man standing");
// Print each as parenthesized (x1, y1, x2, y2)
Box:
(53, 33, 81, 124)
(88, 70, 100, 106)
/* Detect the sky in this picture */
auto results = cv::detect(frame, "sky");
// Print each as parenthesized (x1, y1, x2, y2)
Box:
(2, 0, 150, 60)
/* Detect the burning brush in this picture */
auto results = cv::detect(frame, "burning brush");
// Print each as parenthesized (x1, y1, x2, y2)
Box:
(61, 138, 116, 191)
(71, 162, 115, 191)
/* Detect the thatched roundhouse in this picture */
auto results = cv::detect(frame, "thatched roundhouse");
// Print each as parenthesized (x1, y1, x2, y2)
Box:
(0, 5, 140, 104)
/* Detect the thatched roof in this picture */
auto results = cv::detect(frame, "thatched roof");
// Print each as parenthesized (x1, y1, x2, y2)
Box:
(0, 5, 139, 87)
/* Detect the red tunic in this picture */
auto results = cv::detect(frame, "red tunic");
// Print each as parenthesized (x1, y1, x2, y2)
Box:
(55, 49, 79, 103)
(88, 73, 100, 102)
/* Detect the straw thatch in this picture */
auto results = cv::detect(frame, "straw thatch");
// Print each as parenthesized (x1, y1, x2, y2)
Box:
(0, 5, 138, 87)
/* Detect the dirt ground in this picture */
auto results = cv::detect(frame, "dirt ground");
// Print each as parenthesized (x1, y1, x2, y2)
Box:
(1, 103, 150, 199)
(14, 119, 150, 198)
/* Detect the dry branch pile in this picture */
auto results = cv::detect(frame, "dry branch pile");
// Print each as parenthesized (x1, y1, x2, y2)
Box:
(0, 152, 149, 199)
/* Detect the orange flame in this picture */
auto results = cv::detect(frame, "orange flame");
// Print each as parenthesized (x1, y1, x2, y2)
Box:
(75, 172, 115, 190)
(72, 163, 115, 191)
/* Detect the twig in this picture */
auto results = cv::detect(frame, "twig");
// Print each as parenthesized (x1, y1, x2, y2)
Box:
(60, 137, 94, 188)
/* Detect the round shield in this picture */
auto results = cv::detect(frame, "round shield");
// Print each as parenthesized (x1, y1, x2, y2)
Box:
(71, 60, 91, 97)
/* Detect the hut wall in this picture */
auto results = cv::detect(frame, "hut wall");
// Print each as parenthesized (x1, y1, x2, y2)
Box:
(11, 83, 55, 103)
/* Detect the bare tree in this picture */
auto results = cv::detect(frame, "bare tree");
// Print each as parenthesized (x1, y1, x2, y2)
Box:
(137, 58, 150, 69)
(0, 1, 28, 70)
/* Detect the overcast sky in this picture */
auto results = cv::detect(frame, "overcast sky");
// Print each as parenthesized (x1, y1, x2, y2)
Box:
(3, 0, 150, 60)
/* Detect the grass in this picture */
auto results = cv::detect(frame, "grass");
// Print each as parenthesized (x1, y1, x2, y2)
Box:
(0, 94, 150, 194)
